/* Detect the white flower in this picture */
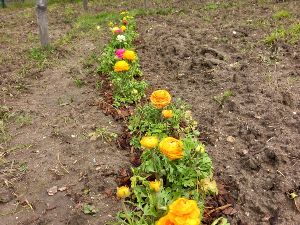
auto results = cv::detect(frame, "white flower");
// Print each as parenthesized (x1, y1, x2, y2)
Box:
(116, 35, 126, 42)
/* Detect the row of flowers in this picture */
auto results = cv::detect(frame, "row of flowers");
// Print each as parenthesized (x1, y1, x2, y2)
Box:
(97, 11, 222, 225)
(98, 12, 147, 107)
(115, 89, 218, 225)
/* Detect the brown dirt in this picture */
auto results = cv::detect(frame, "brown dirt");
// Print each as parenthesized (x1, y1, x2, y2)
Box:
(0, 2, 131, 225)
(136, 0, 300, 224)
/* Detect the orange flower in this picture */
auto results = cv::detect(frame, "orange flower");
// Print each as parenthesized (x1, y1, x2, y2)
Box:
(156, 214, 175, 225)
(162, 110, 173, 119)
(140, 136, 159, 149)
(150, 90, 171, 109)
(159, 137, 183, 160)
(114, 60, 130, 72)
(123, 50, 136, 61)
(149, 180, 161, 192)
(168, 198, 200, 225)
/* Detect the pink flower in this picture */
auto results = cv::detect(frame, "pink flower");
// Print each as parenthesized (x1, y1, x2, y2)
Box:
(115, 49, 125, 59)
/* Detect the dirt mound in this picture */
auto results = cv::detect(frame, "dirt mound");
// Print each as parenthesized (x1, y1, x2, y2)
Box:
(136, 3, 300, 224)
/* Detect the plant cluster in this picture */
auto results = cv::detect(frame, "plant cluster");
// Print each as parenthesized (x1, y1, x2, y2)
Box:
(97, 10, 221, 225)
(115, 90, 218, 225)
(98, 12, 147, 107)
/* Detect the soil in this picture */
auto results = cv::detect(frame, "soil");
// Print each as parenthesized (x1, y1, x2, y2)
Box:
(1, 1, 300, 225)
(136, 0, 300, 224)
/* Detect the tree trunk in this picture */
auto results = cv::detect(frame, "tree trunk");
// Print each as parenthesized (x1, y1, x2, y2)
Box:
(144, 0, 147, 8)
(83, 0, 88, 11)
(1, 0, 6, 8)
(36, 0, 49, 46)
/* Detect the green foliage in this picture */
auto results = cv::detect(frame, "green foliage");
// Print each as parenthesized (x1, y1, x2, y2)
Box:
(264, 23, 300, 45)
(128, 100, 199, 148)
(211, 217, 231, 225)
(97, 12, 146, 107)
(118, 100, 214, 224)
(88, 127, 117, 141)
(272, 10, 291, 20)
(213, 90, 234, 106)
(28, 46, 55, 68)
(131, 7, 175, 16)
(204, 2, 219, 11)
(73, 77, 85, 88)
(83, 203, 98, 215)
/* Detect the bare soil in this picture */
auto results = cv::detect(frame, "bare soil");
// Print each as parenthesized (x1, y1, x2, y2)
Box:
(136, 0, 300, 224)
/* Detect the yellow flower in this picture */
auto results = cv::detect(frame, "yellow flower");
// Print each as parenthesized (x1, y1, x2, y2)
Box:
(123, 50, 136, 61)
(114, 60, 130, 72)
(198, 178, 218, 195)
(159, 137, 183, 160)
(162, 110, 173, 119)
(149, 180, 161, 192)
(140, 136, 159, 149)
(108, 21, 114, 27)
(116, 186, 130, 199)
(150, 90, 172, 109)
(156, 215, 175, 225)
(120, 11, 128, 15)
(121, 25, 127, 32)
(168, 198, 201, 225)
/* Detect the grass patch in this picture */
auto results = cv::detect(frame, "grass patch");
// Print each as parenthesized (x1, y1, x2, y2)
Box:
(204, 2, 219, 11)
(264, 23, 300, 45)
(28, 45, 55, 68)
(73, 77, 85, 88)
(273, 10, 291, 20)
(213, 90, 234, 106)
(132, 7, 175, 16)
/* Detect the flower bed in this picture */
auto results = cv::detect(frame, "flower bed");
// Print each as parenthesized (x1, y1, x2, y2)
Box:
(98, 11, 222, 225)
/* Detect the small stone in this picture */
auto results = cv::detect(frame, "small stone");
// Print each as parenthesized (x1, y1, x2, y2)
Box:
(47, 186, 58, 196)
(226, 136, 236, 143)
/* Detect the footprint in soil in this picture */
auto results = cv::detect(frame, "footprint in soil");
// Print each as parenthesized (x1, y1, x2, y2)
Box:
(145, 28, 228, 75)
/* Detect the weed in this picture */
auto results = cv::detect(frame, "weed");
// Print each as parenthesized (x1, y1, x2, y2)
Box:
(19, 162, 28, 172)
(273, 10, 291, 20)
(95, 81, 103, 90)
(264, 28, 286, 45)
(73, 77, 85, 88)
(132, 7, 175, 16)
(288, 23, 300, 44)
(213, 90, 234, 106)
(204, 2, 219, 11)
(264, 23, 300, 45)
(88, 127, 117, 142)
(28, 45, 55, 68)
(15, 114, 32, 127)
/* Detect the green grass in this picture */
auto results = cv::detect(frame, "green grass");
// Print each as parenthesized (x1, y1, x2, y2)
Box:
(264, 23, 300, 45)
(28, 45, 55, 68)
(273, 10, 291, 20)
(15, 114, 32, 127)
(213, 90, 234, 106)
(73, 78, 85, 88)
(204, 2, 219, 11)
(132, 7, 175, 16)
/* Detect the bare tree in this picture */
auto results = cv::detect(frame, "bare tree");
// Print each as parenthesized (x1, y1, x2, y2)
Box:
(36, 0, 49, 46)
(83, 0, 88, 11)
